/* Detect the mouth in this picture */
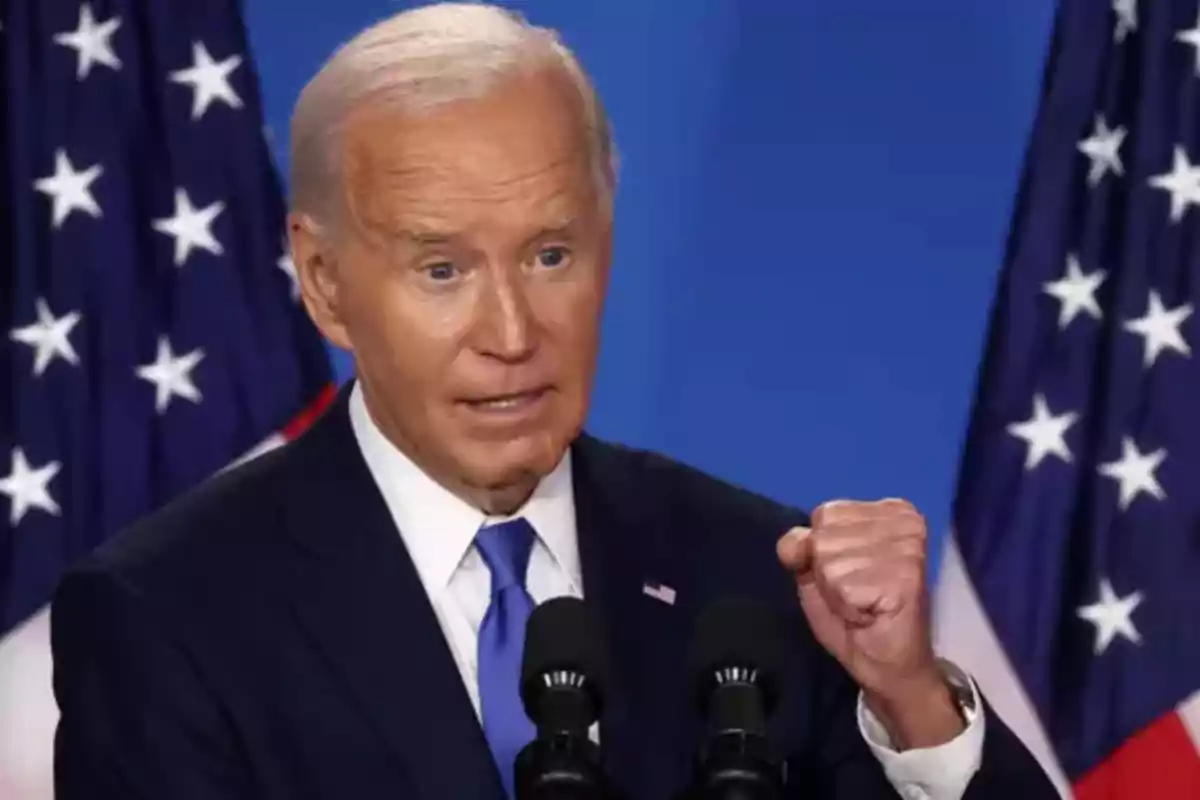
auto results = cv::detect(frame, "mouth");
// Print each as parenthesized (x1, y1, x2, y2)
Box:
(458, 386, 553, 416)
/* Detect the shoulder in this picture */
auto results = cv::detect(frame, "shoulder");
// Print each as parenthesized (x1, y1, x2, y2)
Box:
(56, 435, 302, 612)
(574, 433, 811, 600)
(577, 431, 810, 533)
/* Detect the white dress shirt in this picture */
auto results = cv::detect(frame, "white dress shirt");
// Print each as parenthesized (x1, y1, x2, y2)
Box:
(347, 383, 984, 799)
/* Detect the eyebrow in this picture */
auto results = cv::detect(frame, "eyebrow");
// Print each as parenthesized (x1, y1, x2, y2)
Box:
(536, 218, 578, 238)
(398, 229, 454, 246)
(395, 218, 579, 247)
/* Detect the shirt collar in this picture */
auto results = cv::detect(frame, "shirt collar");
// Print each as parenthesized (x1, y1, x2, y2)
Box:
(347, 381, 581, 593)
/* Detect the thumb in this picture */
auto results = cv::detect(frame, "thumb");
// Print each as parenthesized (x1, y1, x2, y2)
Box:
(777, 526, 815, 582)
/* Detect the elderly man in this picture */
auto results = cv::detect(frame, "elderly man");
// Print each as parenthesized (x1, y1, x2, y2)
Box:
(50, 4, 1055, 799)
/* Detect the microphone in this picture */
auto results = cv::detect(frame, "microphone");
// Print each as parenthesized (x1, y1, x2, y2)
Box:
(515, 596, 616, 800)
(684, 597, 786, 800)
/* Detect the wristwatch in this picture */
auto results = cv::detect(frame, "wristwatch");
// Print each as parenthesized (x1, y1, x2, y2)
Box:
(937, 657, 978, 724)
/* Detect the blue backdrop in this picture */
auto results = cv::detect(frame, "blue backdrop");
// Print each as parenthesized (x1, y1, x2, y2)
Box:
(244, 1, 1057, 566)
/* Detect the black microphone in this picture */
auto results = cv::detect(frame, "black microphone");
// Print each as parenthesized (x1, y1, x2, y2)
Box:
(515, 596, 616, 800)
(684, 597, 786, 800)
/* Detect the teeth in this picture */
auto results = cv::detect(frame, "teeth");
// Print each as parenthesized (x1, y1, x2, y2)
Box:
(478, 397, 523, 409)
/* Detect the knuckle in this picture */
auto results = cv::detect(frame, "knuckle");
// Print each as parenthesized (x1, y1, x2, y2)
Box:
(881, 509, 927, 541)
(879, 496, 917, 513)
(879, 498, 925, 528)
(814, 498, 857, 526)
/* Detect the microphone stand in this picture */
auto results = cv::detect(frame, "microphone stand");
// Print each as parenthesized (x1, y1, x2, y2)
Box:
(515, 726, 620, 800)
(678, 727, 784, 800)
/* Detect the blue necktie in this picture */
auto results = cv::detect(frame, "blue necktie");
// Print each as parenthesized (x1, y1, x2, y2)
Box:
(475, 518, 538, 797)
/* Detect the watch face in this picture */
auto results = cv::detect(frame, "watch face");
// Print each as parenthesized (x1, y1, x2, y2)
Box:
(953, 681, 976, 713)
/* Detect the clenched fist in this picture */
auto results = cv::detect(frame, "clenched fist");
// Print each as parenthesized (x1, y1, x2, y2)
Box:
(776, 498, 965, 749)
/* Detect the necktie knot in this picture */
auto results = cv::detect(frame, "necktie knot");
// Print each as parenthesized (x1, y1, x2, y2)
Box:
(475, 518, 536, 593)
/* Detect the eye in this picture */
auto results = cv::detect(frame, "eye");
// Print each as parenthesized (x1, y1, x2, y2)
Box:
(421, 261, 459, 282)
(534, 246, 571, 270)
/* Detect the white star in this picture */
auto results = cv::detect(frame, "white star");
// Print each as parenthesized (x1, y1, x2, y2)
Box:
(1007, 394, 1078, 471)
(1177, 9, 1200, 76)
(1077, 115, 1125, 186)
(9, 298, 82, 377)
(1123, 289, 1192, 367)
(33, 149, 103, 228)
(1147, 145, 1200, 222)
(151, 188, 225, 266)
(135, 336, 205, 414)
(1043, 254, 1106, 330)
(169, 41, 243, 120)
(1098, 436, 1166, 511)
(1113, 0, 1137, 42)
(52, 3, 121, 80)
(278, 251, 300, 300)
(1077, 578, 1143, 654)
(0, 448, 62, 526)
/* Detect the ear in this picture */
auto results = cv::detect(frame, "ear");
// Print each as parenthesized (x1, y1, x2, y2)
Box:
(288, 212, 353, 352)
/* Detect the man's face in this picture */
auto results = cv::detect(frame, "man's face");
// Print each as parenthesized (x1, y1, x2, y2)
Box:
(293, 66, 611, 509)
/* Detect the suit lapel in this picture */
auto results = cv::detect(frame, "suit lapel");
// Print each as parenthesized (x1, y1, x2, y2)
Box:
(571, 434, 697, 800)
(280, 388, 506, 800)
(273, 390, 699, 800)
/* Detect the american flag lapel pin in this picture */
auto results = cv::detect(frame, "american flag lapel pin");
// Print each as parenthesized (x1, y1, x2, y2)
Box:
(642, 581, 676, 606)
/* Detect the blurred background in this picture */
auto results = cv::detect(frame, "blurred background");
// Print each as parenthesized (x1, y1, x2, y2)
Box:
(4, 1, 1198, 798)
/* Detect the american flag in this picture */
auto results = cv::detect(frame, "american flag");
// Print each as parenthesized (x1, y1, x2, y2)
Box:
(0, 2, 334, 797)
(934, 0, 1200, 797)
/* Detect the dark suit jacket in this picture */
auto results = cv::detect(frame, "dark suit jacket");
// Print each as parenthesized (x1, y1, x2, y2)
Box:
(50, 386, 1056, 799)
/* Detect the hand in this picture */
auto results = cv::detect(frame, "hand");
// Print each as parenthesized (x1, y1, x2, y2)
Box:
(776, 498, 964, 749)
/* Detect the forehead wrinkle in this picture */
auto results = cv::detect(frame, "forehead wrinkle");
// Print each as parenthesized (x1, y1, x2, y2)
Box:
(349, 150, 593, 241)
(381, 145, 586, 200)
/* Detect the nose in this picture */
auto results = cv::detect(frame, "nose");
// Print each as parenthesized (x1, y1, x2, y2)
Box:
(473, 267, 537, 363)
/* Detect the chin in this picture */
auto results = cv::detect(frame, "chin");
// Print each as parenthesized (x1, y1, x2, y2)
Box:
(465, 432, 568, 488)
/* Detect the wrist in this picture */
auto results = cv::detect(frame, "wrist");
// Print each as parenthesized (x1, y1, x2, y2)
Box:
(864, 669, 966, 750)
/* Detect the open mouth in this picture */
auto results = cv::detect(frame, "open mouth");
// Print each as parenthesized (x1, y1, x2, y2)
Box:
(459, 386, 552, 414)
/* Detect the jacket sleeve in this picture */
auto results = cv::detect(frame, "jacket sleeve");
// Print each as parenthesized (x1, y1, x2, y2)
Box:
(50, 565, 256, 800)
(787, 647, 1061, 799)
(961, 697, 1064, 800)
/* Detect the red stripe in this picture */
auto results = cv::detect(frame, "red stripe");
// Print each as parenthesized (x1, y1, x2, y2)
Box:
(282, 383, 338, 441)
(1074, 711, 1200, 800)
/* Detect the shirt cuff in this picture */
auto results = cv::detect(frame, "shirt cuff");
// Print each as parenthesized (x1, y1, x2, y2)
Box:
(856, 660, 985, 800)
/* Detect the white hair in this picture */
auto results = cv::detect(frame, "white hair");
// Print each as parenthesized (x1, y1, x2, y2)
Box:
(288, 2, 618, 230)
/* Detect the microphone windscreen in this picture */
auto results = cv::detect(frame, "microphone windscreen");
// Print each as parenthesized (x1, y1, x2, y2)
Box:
(520, 596, 611, 711)
(687, 596, 784, 713)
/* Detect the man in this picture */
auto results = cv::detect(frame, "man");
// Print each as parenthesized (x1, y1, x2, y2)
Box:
(49, 4, 1057, 799)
